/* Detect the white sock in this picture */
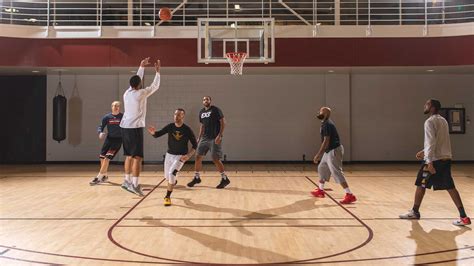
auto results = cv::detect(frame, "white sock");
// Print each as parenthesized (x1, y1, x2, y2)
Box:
(125, 174, 131, 183)
(318, 181, 325, 190)
(344, 187, 352, 194)
(220, 172, 227, 180)
(132, 176, 139, 187)
(97, 173, 104, 178)
(194, 172, 200, 179)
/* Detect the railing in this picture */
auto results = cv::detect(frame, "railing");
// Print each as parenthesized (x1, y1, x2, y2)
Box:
(0, 0, 473, 27)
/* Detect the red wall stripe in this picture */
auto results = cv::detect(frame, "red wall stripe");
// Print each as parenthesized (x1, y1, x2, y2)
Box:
(0, 36, 472, 67)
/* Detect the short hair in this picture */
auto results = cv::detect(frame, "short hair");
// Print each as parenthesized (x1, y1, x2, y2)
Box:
(176, 108, 185, 114)
(111, 101, 120, 107)
(203, 96, 212, 101)
(430, 99, 441, 112)
(129, 75, 141, 88)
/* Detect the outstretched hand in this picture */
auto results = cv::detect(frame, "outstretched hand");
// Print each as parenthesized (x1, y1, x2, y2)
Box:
(147, 125, 156, 135)
(155, 60, 161, 73)
(140, 57, 151, 67)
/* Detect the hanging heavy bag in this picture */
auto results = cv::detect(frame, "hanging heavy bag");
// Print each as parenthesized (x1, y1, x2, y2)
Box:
(53, 75, 67, 143)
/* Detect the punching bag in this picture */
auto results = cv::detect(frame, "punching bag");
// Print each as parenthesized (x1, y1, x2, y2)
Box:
(53, 75, 67, 143)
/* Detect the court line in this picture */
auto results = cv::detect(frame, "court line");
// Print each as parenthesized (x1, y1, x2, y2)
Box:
(105, 176, 373, 265)
(116, 225, 364, 228)
(0, 255, 61, 265)
(295, 246, 474, 264)
(0, 217, 462, 221)
(0, 245, 177, 265)
(416, 256, 474, 265)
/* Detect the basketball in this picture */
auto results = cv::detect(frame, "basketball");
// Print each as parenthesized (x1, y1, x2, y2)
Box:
(159, 7, 172, 21)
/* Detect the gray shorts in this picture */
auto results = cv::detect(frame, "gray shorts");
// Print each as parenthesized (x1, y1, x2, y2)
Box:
(318, 145, 347, 184)
(197, 137, 223, 160)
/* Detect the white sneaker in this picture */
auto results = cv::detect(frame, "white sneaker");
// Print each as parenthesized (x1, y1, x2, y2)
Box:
(121, 181, 133, 194)
(130, 185, 144, 197)
(399, 210, 421, 220)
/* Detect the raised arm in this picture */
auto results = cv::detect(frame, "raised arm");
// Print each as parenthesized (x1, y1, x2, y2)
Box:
(143, 59, 161, 97)
(137, 57, 150, 80)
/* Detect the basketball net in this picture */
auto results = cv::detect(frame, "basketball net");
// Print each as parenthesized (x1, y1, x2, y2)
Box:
(225, 52, 247, 75)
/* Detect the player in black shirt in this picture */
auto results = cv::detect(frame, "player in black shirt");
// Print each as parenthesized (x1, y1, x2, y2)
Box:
(187, 96, 230, 189)
(147, 108, 197, 206)
(310, 107, 356, 204)
(90, 101, 123, 185)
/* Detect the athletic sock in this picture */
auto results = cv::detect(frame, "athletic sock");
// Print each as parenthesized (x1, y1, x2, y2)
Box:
(132, 176, 138, 187)
(459, 206, 467, 218)
(318, 181, 325, 190)
(96, 173, 104, 178)
(412, 204, 420, 213)
(194, 172, 200, 180)
(125, 174, 131, 183)
(220, 172, 228, 180)
(344, 187, 352, 194)
(166, 190, 172, 198)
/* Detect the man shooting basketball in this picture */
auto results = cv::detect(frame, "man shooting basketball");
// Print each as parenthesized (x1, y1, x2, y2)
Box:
(120, 58, 161, 196)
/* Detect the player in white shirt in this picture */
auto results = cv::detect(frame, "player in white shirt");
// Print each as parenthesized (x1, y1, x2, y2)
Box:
(120, 58, 161, 196)
(400, 99, 470, 226)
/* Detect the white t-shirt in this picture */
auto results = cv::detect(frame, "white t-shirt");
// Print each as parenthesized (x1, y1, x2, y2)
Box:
(423, 114, 452, 163)
(120, 67, 161, 129)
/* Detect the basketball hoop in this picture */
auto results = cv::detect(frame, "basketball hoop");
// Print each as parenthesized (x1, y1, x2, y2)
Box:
(225, 52, 247, 75)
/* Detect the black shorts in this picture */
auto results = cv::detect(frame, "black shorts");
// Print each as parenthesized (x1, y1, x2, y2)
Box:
(121, 128, 144, 158)
(415, 160, 455, 190)
(100, 137, 122, 160)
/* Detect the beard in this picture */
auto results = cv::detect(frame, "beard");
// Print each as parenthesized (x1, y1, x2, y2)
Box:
(317, 114, 325, 120)
(423, 109, 430, 114)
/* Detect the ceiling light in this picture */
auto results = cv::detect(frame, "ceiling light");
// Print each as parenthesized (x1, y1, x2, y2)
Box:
(328, 70, 334, 73)
(426, 69, 435, 72)
(234, 4, 241, 10)
(144, 22, 151, 26)
(32, 70, 40, 73)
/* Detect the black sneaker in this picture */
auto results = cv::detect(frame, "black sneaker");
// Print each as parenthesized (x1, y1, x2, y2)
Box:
(89, 178, 100, 186)
(187, 177, 201, 187)
(216, 178, 230, 189)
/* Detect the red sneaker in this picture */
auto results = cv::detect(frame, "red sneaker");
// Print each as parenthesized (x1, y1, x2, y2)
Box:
(453, 217, 471, 226)
(311, 188, 325, 198)
(340, 193, 357, 204)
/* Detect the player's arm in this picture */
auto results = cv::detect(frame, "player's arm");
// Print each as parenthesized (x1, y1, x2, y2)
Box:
(143, 60, 161, 97)
(137, 57, 149, 79)
(424, 121, 437, 174)
(215, 108, 225, 144)
(181, 127, 197, 162)
(197, 123, 204, 143)
(147, 124, 169, 138)
(314, 136, 330, 164)
(98, 116, 107, 139)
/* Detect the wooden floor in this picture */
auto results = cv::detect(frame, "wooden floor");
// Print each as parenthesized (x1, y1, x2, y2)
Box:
(0, 163, 473, 265)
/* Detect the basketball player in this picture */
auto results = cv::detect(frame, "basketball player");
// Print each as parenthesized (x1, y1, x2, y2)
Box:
(399, 99, 470, 226)
(120, 58, 161, 196)
(310, 107, 356, 204)
(147, 108, 197, 206)
(90, 101, 123, 185)
(187, 96, 230, 189)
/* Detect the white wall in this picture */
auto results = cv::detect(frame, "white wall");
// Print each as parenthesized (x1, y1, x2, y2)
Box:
(351, 74, 474, 161)
(46, 72, 474, 162)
